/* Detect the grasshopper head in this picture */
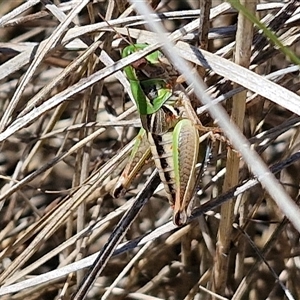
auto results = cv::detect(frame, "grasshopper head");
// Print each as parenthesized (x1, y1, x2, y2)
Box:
(122, 44, 165, 80)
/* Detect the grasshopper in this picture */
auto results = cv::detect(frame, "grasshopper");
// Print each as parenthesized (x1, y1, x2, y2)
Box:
(112, 44, 206, 226)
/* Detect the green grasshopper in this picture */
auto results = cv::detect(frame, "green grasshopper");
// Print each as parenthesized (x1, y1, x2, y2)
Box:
(112, 44, 203, 226)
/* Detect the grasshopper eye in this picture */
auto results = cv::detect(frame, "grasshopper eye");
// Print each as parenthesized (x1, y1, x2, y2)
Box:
(131, 58, 147, 70)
